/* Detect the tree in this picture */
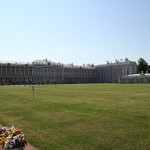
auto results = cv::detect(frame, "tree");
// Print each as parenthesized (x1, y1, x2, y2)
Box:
(137, 58, 148, 73)
(148, 65, 150, 73)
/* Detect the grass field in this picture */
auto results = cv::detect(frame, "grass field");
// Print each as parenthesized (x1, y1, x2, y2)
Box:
(0, 84, 150, 150)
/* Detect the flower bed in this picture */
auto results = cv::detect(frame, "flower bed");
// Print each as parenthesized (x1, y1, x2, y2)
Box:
(0, 126, 27, 149)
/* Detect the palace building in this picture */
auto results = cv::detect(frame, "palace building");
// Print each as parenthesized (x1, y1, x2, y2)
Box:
(0, 58, 137, 85)
(96, 58, 137, 83)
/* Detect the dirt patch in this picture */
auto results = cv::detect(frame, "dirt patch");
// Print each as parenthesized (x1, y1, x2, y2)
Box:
(24, 143, 38, 150)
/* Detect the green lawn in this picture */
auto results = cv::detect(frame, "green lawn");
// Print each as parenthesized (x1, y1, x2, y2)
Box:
(0, 84, 150, 150)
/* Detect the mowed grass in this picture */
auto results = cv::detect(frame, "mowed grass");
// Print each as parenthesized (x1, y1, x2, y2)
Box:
(0, 84, 150, 150)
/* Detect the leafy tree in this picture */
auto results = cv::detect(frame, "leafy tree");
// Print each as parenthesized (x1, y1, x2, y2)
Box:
(137, 58, 148, 73)
(148, 65, 150, 73)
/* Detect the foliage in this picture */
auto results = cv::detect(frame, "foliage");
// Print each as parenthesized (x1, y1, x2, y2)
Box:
(137, 58, 148, 73)
(0, 84, 150, 150)
(148, 65, 150, 73)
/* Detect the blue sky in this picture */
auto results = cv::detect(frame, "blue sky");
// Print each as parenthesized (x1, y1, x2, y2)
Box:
(0, 0, 150, 65)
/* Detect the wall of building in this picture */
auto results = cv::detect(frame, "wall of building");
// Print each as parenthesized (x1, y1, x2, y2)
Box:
(119, 73, 150, 83)
(32, 60, 96, 84)
(63, 66, 96, 84)
(0, 63, 32, 85)
(0, 58, 137, 85)
(95, 59, 137, 83)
